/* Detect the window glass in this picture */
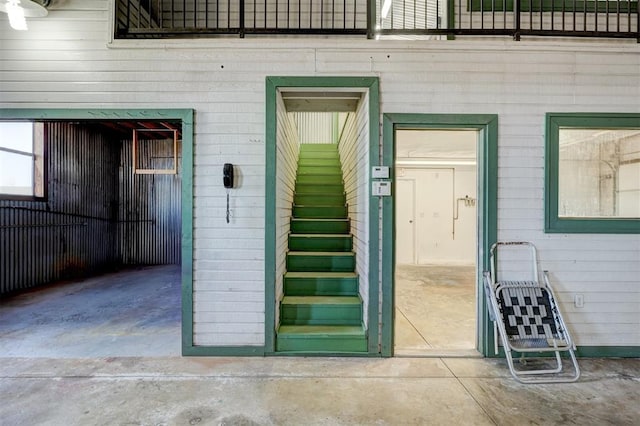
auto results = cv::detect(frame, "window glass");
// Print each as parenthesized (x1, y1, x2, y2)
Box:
(0, 122, 33, 152)
(545, 113, 640, 234)
(558, 128, 640, 218)
(0, 121, 44, 198)
(0, 150, 33, 195)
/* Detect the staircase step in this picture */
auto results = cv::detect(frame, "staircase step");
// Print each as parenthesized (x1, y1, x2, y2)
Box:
(293, 205, 348, 219)
(289, 233, 352, 251)
(287, 251, 355, 272)
(299, 144, 338, 152)
(290, 218, 350, 234)
(280, 296, 362, 325)
(276, 325, 367, 352)
(294, 193, 346, 206)
(296, 175, 343, 185)
(297, 166, 342, 176)
(295, 184, 344, 194)
(298, 158, 341, 167)
(284, 272, 358, 296)
(299, 152, 337, 157)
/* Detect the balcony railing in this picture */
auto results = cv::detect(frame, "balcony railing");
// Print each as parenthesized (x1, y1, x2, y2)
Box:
(114, 0, 639, 40)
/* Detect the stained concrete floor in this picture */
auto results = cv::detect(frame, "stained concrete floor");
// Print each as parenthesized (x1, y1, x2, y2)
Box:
(395, 264, 478, 356)
(1, 357, 639, 425)
(1, 266, 639, 425)
(0, 265, 181, 358)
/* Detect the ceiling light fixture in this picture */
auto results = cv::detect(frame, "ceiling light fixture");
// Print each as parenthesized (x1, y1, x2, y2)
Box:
(0, 0, 48, 31)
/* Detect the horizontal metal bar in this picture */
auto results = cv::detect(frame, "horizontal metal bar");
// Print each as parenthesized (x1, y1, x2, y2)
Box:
(0, 146, 33, 156)
(0, 222, 87, 229)
(377, 28, 638, 39)
(0, 206, 112, 222)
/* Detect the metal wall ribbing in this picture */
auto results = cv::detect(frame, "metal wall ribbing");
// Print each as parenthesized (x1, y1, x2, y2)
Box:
(119, 138, 182, 265)
(0, 123, 182, 295)
(0, 122, 120, 294)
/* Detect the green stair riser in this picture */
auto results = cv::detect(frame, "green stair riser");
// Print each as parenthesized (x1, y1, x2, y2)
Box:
(298, 158, 341, 167)
(288, 234, 352, 251)
(290, 220, 350, 234)
(280, 306, 362, 325)
(287, 254, 355, 272)
(299, 144, 338, 151)
(298, 153, 340, 161)
(296, 175, 343, 185)
(293, 205, 348, 219)
(276, 339, 367, 352)
(284, 277, 358, 296)
(294, 194, 346, 206)
(295, 184, 344, 194)
(297, 166, 343, 175)
(276, 335, 367, 352)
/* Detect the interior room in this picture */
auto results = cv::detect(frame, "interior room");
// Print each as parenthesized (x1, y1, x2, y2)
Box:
(394, 129, 479, 356)
(0, 120, 183, 357)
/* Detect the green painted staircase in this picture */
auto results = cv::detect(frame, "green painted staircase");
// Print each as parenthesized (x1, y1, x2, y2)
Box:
(276, 144, 367, 353)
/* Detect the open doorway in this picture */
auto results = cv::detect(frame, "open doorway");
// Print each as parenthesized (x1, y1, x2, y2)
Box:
(264, 77, 380, 355)
(0, 111, 192, 357)
(394, 130, 479, 356)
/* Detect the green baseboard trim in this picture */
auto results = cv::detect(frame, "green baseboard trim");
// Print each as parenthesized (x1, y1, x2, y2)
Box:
(268, 351, 381, 357)
(486, 346, 639, 358)
(182, 345, 265, 356)
(576, 346, 639, 358)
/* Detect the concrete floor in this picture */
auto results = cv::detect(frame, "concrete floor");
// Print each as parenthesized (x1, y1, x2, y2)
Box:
(395, 264, 478, 356)
(2, 266, 639, 425)
(1, 356, 639, 425)
(0, 265, 181, 358)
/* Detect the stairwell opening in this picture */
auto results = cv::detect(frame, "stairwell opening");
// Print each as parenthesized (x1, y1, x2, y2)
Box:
(269, 86, 373, 354)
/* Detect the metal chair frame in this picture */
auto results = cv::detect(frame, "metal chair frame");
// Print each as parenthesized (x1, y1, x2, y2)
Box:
(484, 241, 580, 383)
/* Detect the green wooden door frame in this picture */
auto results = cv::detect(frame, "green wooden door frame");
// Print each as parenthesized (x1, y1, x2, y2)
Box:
(0, 108, 196, 355)
(265, 76, 381, 355)
(380, 113, 498, 357)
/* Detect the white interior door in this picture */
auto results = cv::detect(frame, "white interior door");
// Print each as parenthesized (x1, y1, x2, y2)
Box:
(417, 169, 454, 264)
(396, 179, 416, 265)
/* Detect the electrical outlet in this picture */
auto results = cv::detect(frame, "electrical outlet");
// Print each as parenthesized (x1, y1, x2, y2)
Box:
(574, 294, 584, 308)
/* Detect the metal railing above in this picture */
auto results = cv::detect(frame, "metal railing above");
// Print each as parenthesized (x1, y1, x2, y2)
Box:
(114, 0, 639, 40)
(115, 0, 369, 37)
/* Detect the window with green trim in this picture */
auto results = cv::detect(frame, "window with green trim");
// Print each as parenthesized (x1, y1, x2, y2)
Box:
(0, 121, 45, 199)
(545, 113, 640, 234)
(469, 0, 638, 12)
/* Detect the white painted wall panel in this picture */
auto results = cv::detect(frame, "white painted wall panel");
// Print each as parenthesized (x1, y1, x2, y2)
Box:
(338, 94, 370, 328)
(1, 1, 638, 348)
(274, 93, 300, 330)
(293, 112, 335, 144)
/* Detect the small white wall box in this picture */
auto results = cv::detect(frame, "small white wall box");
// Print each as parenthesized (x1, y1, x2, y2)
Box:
(373, 181, 392, 196)
(372, 166, 390, 179)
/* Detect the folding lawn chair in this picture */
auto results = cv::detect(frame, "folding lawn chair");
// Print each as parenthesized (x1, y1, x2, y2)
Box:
(483, 241, 580, 383)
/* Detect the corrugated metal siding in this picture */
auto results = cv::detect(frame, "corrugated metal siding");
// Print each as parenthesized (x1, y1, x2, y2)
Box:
(293, 112, 335, 144)
(1, 122, 120, 294)
(1, 123, 182, 295)
(119, 138, 182, 265)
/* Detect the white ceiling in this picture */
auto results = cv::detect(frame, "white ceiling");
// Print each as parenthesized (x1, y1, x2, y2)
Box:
(396, 130, 477, 160)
